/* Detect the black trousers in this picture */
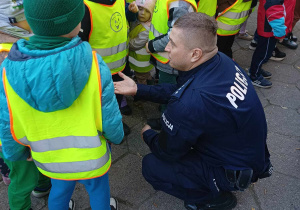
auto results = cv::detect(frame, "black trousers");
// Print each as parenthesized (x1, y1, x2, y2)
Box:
(217, 35, 236, 58)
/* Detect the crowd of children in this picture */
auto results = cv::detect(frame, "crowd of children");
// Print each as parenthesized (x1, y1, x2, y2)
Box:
(0, 0, 299, 209)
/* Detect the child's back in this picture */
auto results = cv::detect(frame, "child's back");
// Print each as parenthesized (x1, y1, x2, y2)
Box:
(0, 0, 123, 209)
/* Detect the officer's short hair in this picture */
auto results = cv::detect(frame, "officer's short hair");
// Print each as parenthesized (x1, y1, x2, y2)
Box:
(173, 12, 218, 53)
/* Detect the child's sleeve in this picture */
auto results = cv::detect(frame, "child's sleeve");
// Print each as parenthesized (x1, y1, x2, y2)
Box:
(264, 0, 287, 38)
(129, 29, 149, 51)
(147, 0, 196, 53)
(126, 2, 138, 22)
(0, 65, 30, 161)
(96, 54, 124, 144)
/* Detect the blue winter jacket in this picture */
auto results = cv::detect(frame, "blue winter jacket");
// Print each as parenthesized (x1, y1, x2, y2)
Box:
(0, 36, 124, 161)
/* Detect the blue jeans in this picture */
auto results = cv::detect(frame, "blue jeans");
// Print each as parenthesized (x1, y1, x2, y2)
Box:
(48, 173, 110, 210)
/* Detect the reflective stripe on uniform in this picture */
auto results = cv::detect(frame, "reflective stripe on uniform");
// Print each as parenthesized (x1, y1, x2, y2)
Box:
(221, 9, 251, 19)
(34, 143, 110, 173)
(19, 136, 102, 153)
(95, 41, 127, 57)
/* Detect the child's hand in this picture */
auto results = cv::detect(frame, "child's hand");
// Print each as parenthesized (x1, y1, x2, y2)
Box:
(129, 1, 139, 13)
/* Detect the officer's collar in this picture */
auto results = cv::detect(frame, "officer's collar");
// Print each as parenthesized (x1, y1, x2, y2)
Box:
(177, 53, 218, 86)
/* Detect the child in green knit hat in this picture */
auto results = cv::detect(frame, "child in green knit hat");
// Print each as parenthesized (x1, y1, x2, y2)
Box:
(0, 0, 124, 210)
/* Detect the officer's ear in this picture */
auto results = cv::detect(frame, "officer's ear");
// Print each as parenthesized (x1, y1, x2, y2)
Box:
(191, 48, 202, 63)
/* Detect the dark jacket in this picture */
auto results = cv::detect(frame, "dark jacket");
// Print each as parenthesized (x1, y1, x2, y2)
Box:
(136, 52, 271, 176)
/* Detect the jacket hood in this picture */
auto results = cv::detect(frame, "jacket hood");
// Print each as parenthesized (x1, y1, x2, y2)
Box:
(4, 36, 93, 112)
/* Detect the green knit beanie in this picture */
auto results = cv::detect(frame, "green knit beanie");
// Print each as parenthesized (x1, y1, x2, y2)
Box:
(23, 0, 85, 36)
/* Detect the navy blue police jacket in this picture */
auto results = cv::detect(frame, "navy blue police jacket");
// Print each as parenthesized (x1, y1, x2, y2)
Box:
(136, 52, 271, 176)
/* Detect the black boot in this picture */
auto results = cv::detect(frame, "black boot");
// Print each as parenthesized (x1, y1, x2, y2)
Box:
(147, 118, 162, 130)
(184, 192, 237, 210)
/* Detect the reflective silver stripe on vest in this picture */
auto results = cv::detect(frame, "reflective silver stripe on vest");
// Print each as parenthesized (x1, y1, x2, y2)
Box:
(221, 9, 251, 19)
(128, 56, 150, 67)
(94, 41, 127, 57)
(136, 48, 149, 55)
(105, 56, 127, 70)
(150, 24, 163, 37)
(19, 136, 102, 153)
(217, 21, 243, 31)
(34, 143, 110, 173)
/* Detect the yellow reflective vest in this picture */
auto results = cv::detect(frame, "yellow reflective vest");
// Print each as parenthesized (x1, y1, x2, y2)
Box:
(149, 0, 197, 64)
(0, 43, 13, 52)
(2, 51, 111, 180)
(128, 24, 154, 73)
(216, 0, 252, 36)
(197, 0, 217, 17)
(85, 0, 128, 74)
(197, 0, 252, 36)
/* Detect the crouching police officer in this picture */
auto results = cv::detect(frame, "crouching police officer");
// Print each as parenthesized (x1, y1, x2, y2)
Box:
(114, 12, 273, 210)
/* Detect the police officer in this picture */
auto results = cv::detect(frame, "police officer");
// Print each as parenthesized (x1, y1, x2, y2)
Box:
(114, 12, 272, 210)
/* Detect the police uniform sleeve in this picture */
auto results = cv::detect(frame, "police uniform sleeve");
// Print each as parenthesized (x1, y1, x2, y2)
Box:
(135, 83, 178, 104)
(143, 97, 205, 162)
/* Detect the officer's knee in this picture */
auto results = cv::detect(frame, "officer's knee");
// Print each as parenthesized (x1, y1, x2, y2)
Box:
(142, 154, 156, 182)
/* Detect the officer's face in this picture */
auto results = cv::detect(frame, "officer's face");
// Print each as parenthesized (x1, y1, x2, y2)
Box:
(165, 27, 192, 71)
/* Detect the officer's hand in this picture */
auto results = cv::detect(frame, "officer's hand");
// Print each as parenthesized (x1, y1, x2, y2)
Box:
(141, 124, 151, 140)
(113, 72, 137, 96)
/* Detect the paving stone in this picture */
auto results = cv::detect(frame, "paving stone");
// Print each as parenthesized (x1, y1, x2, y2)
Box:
(127, 122, 151, 157)
(267, 132, 300, 179)
(254, 88, 269, 108)
(71, 182, 91, 210)
(274, 46, 299, 65)
(109, 154, 156, 208)
(0, 182, 8, 209)
(111, 141, 129, 163)
(235, 38, 253, 51)
(232, 41, 240, 53)
(252, 172, 300, 210)
(296, 79, 300, 90)
(31, 195, 48, 210)
(233, 49, 253, 69)
(262, 62, 300, 84)
(259, 81, 300, 109)
(138, 191, 183, 210)
(234, 186, 260, 210)
(264, 105, 300, 137)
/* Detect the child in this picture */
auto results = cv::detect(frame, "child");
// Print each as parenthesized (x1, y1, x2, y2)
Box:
(128, 0, 156, 85)
(0, 1, 124, 210)
(0, 44, 52, 210)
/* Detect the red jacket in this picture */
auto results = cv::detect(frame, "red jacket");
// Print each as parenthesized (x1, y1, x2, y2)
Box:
(257, 0, 296, 38)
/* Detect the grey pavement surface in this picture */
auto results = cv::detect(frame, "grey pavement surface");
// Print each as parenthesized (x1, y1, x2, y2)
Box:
(0, 11, 300, 210)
